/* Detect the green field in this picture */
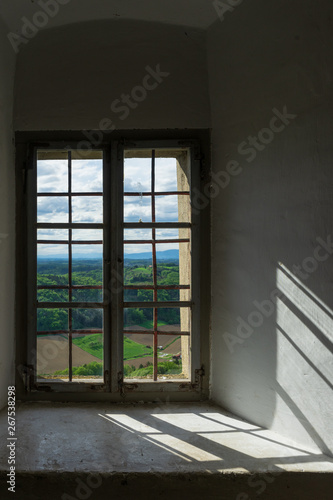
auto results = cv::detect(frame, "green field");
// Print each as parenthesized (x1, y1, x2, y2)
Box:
(73, 334, 103, 359)
(123, 336, 153, 360)
(72, 333, 153, 362)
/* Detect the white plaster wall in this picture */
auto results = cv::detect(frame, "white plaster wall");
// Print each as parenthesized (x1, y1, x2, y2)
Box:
(14, 19, 210, 131)
(208, 0, 333, 455)
(11, 0, 333, 457)
(0, 17, 15, 409)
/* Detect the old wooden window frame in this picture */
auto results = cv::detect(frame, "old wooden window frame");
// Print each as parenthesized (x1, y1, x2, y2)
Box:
(16, 131, 209, 401)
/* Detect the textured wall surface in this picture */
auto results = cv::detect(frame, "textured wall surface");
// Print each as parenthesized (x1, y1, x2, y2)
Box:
(3, 0, 333, 461)
(14, 19, 210, 131)
(208, 0, 333, 455)
(0, 17, 15, 410)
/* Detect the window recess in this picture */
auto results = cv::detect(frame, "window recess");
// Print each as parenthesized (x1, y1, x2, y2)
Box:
(25, 139, 201, 394)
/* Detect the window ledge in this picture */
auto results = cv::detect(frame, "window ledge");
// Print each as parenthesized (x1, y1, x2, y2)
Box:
(1, 402, 332, 475)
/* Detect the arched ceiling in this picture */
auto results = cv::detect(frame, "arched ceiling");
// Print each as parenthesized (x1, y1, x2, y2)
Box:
(0, 0, 218, 33)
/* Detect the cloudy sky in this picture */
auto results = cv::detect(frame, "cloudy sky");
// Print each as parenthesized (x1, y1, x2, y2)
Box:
(37, 155, 189, 258)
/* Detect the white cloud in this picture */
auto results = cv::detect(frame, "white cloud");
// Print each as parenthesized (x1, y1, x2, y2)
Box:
(155, 195, 179, 222)
(72, 196, 103, 223)
(155, 158, 178, 191)
(72, 229, 103, 241)
(72, 160, 103, 192)
(124, 196, 152, 222)
(124, 158, 151, 192)
(124, 157, 178, 193)
(124, 228, 152, 240)
(37, 156, 186, 256)
(37, 160, 68, 193)
(37, 229, 68, 241)
(37, 243, 68, 259)
(37, 197, 69, 223)
(37, 158, 103, 194)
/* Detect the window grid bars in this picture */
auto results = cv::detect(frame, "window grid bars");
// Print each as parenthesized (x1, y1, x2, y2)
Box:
(36, 147, 192, 383)
(123, 149, 192, 382)
(36, 150, 104, 383)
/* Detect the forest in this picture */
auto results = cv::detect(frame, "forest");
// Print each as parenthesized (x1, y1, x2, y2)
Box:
(37, 257, 181, 331)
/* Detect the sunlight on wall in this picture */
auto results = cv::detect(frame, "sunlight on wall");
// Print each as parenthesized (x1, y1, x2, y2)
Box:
(276, 264, 333, 455)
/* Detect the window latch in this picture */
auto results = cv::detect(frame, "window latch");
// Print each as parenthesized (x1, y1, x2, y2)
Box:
(17, 364, 34, 392)
(195, 365, 205, 388)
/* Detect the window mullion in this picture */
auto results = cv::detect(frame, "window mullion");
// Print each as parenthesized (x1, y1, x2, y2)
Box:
(151, 150, 158, 381)
(68, 150, 73, 383)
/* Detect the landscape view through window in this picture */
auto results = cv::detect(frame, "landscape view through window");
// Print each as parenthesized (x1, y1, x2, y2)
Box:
(36, 148, 192, 383)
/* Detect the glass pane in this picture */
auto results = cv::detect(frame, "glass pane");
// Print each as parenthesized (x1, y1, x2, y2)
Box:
(157, 289, 180, 302)
(124, 333, 154, 379)
(72, 245, 103, 301)
(37, 289, 69, 303)
(124, 155, 151, 193)
(72, 309, 103, 331)
(124, 307, 154, 330)
(155, 195, 190, 223)
(72, 289, 103, 303)
(155, 228, 190, 241)
(155, 307, 181, 329)
(37, 242, 69, 260)
(124, 243, 152, 261)
(37, 334, 69, 381)
(157, 334, 184, 380)
(124, 289, 153, 303)
(124, 248, 153, 287)
(72, 196, 103, 223)
(123, 306, 189, 332)
(37, 245, 68, 286)
(124, 231, 152, 277)
(158, 307, 190, 380)
(37, 151, 68, 193)
(37, 308, 68, 332)
(72, 333, 103, 380)
(72, 243, 103, 262)
(157, 253, 179, 285)
(37, 197, 69, 223)
(72, 229, 103, 241)
(155, 157, 178, 192)
(157, 242, 190, 288)
(124, 196, 152, 222)
(124, 228, 152, 241)
(37, 229, 68, 241)
(72, 157, 103, 193)
(156, 241, 179, 261)
(159, 308, 188, 330)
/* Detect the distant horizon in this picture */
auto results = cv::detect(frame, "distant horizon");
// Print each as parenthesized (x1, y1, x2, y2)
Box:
(37, 248, 179, 261)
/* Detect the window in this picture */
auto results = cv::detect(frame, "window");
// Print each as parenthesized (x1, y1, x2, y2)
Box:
(33, 149, 106, 385)
(20, 136, 204, 397)
(123, 148, 193, 382)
